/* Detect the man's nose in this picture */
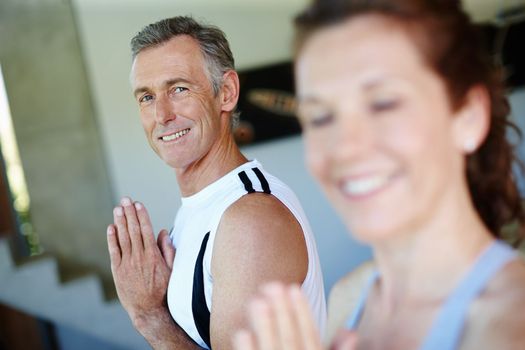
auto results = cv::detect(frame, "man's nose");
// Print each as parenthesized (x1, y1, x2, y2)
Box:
(154, 95, 176, 124)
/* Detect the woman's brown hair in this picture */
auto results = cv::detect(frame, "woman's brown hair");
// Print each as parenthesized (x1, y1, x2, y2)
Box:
(295, 0, 525, 244)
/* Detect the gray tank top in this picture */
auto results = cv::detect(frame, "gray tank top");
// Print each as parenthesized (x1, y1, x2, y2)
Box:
(346, 240, 518, 350)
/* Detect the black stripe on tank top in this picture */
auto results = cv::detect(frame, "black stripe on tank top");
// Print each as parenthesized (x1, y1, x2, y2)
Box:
(192, 232, 212, 349)
(238, 170, 255, 193)
(251, 167, 271, 194)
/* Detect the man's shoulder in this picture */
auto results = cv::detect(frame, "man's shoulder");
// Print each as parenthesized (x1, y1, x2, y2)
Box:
(229, 162, 296, 197)
(208, 164, 309, 280)
(210, 192, 307, 274)
(219, 193, 301, 239)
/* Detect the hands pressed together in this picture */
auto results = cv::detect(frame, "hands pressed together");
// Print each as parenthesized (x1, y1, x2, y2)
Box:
(234, 283, 358, 350)
(106, 197, 175, 328)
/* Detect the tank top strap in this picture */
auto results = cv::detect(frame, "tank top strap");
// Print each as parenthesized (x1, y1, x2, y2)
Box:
(346, 269, 380, 330)
(419, 240, 518, 350)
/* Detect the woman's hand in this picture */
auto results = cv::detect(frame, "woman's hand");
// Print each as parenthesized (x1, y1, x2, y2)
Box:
(233, 282, 324, 350)
(234, 282, 359, 350)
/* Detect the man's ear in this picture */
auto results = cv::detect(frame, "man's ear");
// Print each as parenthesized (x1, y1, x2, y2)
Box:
(452, 85, 491, 154)
(220, 70, 240, 114)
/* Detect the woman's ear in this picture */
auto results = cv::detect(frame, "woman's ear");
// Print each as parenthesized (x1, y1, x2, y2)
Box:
(220, 70, 240, 114)
(452, 85, 491, 154)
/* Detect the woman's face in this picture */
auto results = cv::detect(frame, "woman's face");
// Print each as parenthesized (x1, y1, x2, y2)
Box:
(295, 15, 471, 242)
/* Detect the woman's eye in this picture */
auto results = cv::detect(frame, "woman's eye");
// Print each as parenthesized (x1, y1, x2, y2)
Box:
(298, 104, 334, 129)
(370, 98, 400, 113)
(310, 113, 334, 127)
(298, 100, 334, 129)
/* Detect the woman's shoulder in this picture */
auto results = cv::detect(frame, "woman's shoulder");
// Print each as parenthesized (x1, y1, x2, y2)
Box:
(464, 257, 525, 349)
(331, 260, 377, 300)
(484, 255, 525, 304)
(324, 260, 376, 345)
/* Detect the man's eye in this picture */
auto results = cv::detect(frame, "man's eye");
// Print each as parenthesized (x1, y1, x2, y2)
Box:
(139, 95, 154, 103)
(173, 87, 188, 94)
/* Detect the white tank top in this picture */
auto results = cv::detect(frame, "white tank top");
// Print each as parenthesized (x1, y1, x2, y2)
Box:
(167, 159, 326, 349)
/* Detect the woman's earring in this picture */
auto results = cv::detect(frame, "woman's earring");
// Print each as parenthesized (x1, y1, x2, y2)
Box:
(464, 139, 477, 153)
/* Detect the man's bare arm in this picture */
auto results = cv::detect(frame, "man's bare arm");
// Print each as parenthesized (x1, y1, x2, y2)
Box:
(209, 193, 309, 349)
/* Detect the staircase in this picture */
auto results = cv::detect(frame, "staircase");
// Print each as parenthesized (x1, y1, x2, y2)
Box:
(0, 238, 149, 349)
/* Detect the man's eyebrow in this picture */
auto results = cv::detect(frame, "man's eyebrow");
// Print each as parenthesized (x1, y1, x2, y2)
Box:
(133, 78, 192, 98)
(133, 86, 149, 98)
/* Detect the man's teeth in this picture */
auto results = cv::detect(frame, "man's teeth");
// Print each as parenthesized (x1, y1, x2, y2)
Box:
(343, 175, 390, 196)
(161, 129, 189, 141)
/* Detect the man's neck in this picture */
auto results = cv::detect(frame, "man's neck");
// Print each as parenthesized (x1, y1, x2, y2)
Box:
(175, 135, 248, 197)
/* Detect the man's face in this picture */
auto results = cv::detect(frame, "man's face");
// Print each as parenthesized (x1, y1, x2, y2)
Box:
(130, 35, 223, 169)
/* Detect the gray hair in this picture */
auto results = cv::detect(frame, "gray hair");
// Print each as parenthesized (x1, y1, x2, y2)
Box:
(131, 16, 240, 129)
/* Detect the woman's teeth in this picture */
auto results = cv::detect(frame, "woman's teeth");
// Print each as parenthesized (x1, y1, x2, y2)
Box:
(342, 175, 390, 196)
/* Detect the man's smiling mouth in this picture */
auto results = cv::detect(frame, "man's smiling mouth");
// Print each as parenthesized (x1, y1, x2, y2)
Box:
(160, 128, 190, 142)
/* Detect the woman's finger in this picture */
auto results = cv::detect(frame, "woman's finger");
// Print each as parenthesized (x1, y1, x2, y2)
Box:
(330, 329, 359, 350)
(233, 329, 256, 350)
(289, 284, 323, 350)
(249, 298, 277, 350)
(263, 283, 301, 350)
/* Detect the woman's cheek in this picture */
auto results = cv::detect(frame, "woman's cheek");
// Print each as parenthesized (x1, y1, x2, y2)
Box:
(305, 140, 329, 183)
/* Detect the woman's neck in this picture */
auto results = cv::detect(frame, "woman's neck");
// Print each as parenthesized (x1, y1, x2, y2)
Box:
(371, 188, 494, 312)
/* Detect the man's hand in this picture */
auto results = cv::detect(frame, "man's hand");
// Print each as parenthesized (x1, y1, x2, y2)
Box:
(107, 197, 202, 349)
(106, 197, 175, 328)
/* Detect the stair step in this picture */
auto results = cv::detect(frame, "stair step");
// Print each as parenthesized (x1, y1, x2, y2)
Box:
(0, 258, 58, 311)
(0, 240, 150, 349)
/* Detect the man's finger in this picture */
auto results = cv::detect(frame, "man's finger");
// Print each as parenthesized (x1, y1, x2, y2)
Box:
(106, 224, 121, 268)
(113, 206, 131, 256)
(157, 229, 176, 269)
(134, 201, 156, 250)
(121, 197, 144, 252)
